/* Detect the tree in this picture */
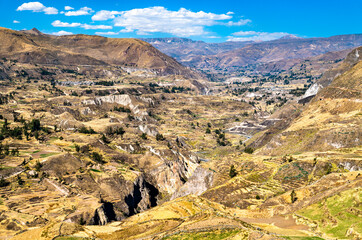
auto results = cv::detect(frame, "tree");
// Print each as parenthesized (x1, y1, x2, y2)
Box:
(156, 133, 165, 141)
(30, 119, 41, 132)
(291, 190, 297, 203)
(140, 133, 147, 140)
(229, 165, 237, 178)
(0, 177, 9, 187)
(244, 147, 254, 154)
(16, 175, 24, 186)
(91, 152, 105, 164)
(35, 160, 42, 171)
(75, 144, 80, 153)
(101, 134, 110, 144)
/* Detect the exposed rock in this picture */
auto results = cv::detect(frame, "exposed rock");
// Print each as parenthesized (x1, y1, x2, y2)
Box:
(171, 166, 213, 200)
(139, 124, 159, 137)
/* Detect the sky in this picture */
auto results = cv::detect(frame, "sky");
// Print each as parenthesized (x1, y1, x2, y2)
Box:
(0, 0, 361, 42)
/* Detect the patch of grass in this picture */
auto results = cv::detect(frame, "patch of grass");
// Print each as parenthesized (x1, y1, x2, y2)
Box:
(282, 237, 324, 240)
(90, 169, 101, 173)
(162, 229, 244, 240)
(32, 150, 40, 153)
(297, 188, 362, 239)
(40, 152, 59, 158)
(54, 237, 92, 240)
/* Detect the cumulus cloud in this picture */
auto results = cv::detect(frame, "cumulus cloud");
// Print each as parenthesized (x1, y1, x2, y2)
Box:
(52, 20, 81, 27)
(92, 10, 122, 21)
(113, 6, 232, 37)
(227, 31, 289, 42)
(64, 6, 74, 11)
(52, 30, 73, 36)
(64, 7, 94, 16)
(13, 20, 20, 23)
(17, 2, 58, 15)
(225, 19, 251, 26)
(82, 24, 112, 30)
(95, 31, 119, 35)
(52, 20, 112, 30)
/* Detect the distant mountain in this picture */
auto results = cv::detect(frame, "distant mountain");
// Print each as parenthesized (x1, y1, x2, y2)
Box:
(195, 34, 362, 70)
(0, 27, 196, 78)
(250, 46, 362, 155)
(279, 34, 302, 40)
(143, 34, 362, 73)
(141, 37, 253, 64)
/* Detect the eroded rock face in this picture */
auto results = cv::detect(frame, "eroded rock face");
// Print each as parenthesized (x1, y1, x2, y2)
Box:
(148, 147, 200, 194)
(171, 166, 213, 200)
(139, 124, 159, 137)
(82, 94, 152, 116)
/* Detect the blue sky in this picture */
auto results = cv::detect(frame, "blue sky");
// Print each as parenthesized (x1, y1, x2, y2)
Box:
(1, 0, 361, 42)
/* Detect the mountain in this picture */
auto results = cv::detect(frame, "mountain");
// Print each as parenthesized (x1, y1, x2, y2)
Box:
(141, 37, 253, 65)
(249, 46, 362, 155)
(144, 34, 362, 73)
(195, 34, 362, 70)
(0, 27, 197, 78)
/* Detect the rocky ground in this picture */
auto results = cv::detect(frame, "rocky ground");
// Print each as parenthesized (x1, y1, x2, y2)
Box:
(0, 45, 361, 239)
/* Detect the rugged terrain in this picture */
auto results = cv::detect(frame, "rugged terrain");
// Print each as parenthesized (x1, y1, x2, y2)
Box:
(0, 27, 197, 78)
(0, 27, 361, 240)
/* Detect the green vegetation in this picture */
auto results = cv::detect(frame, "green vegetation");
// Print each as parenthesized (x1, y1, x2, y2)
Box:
(78, 126, 96, 134)
(297, 188, 362, 239)
(229, 165, 237, 178)
(163, 229, 244, 240)
(156, 133, 165, 141)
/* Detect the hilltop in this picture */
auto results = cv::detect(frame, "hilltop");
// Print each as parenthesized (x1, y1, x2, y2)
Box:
(0, 27, 197, 78)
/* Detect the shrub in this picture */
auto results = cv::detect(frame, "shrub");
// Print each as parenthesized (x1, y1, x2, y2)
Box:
(140, 133, 147, 140)
(91, 152, 105, 164)
(79, 126, 96, 134)
(244, 147, 254, 154)
(0, 177, 9, 187)
(229, 165, 237, 178)
(156, 133, 165, 141)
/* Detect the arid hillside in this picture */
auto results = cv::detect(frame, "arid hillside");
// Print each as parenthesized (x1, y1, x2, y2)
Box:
(0, 27, 197, 77)
(252, 47, 362, 155)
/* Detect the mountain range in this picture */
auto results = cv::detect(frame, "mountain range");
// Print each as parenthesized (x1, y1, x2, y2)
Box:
(142, 34, 362, 72)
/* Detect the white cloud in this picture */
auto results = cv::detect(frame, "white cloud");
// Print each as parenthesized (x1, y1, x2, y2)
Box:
(52, 20, 81, 27)
(52, 30, 73, 36)
(64, 7, 94, 16)
(13, 20, 20, 23)
(227, 11, 234, 15)
(52, 20, 112, 30)
(95, 31, 119, 35)
(113, 6, 232, 37)
(225, 19, 251, 26)
(43, 7, 58, 15)
(92, 10, 122, 21)
(227, 31, 289, 42)
(82, 24, 112, 30)
(17, 2, 58, 15)
(64, 6, 74, 11)
(119, 28, 133, 33)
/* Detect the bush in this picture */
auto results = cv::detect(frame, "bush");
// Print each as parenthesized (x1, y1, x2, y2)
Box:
(156, 133, 165, 141)
(79, 126, 96, 134)
(35, 160, 42, 171)
(244, 147, 254, 154)
(75, 144, 80, 152)
(0, 177, 9, 187)
(140, 133, 147, 140)
(291, 190, 297, 203)
(91, 152, 105, 164)
(229, 165, 237, 178)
